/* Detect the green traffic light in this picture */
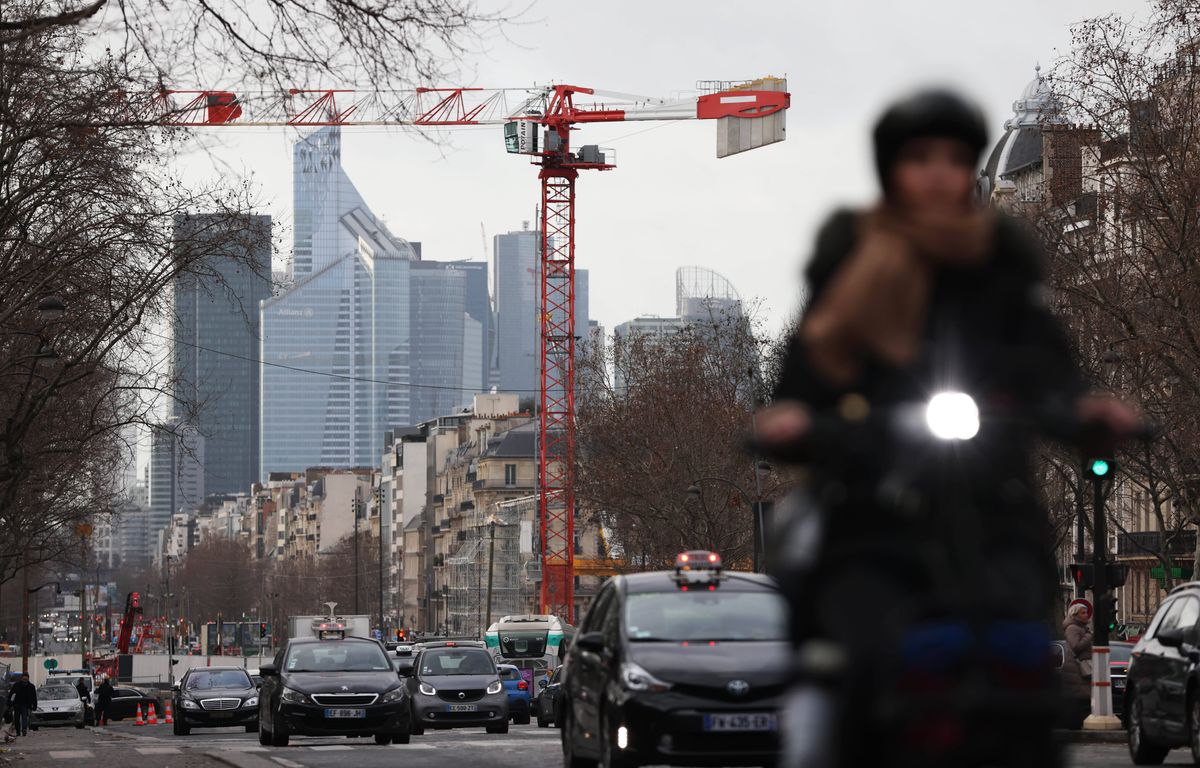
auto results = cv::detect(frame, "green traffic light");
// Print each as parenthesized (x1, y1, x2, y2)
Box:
(1091, 459, 1111, 477)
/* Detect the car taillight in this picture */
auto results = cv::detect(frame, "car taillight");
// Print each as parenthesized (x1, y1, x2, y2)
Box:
(518, 681, 528, 690)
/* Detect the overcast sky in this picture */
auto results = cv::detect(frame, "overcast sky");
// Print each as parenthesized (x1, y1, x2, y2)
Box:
(174, 0, 1148, 336)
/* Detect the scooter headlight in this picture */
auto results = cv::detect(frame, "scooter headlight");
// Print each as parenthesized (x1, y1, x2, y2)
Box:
(925, 392, 979, 441)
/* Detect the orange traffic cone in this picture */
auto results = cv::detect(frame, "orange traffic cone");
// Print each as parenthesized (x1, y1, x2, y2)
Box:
(163, 701, 174, 725)
(133, 703, 144, 726)
(147, 703, 158, 725)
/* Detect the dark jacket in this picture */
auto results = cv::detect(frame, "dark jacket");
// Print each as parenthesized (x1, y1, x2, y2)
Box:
(96, 680, 113, 709)
(774, 210, 1085, 641)
(1064, 617, 1093, 664)
(9, 680, 36, 709)
(76, 680, 89, 703)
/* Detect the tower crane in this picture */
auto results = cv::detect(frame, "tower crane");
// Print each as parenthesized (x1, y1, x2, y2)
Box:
(156, 78, 791, 621)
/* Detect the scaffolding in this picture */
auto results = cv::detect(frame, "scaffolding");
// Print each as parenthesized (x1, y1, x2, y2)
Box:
(445, 495, 540, 637)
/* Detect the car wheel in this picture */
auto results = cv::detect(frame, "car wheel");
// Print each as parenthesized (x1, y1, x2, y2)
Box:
(173, 719, 190, 736)
(561, 707, 596, 768)
(1128, 694, 1168, 765)
(516, 711, 531, 726)
(271, 719, 289, 747)
(393, 730, 411, 745)
(374, 733, 392, 745)
(258, 724, 272, 746)
(599, 711, 637, 768)
(410, 713, 424, 736)
(537, 708, 550, 728)
(1189, 692, 1200, 765)
(486, 721, 510, 734)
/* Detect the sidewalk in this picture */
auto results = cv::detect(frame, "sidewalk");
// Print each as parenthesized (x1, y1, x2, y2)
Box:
(0, 725, 227, 768)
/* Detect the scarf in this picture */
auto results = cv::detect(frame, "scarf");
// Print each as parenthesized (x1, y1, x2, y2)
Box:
(800, 204, 995, 387)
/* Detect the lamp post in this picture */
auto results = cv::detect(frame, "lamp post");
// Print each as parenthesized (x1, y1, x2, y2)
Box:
(21, 580, 60, 673)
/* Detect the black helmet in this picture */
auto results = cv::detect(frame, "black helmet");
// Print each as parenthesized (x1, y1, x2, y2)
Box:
(872, 89, 988, 192)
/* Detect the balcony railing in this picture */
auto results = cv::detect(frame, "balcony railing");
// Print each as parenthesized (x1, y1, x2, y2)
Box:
(1117, 530, 1196, 557)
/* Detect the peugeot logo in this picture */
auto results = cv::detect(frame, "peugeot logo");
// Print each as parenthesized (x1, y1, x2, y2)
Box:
(458, 692, 466, 700)
(726, 680, 750, 697)
(340, 685, 350, 691)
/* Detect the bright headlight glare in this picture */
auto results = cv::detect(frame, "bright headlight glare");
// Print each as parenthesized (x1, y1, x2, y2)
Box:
(418, 682, 437, 696)
(925, 392, 980, 441)
(486, 680, 503, 695)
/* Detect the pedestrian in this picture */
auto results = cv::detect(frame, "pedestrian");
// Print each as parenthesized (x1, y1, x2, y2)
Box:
(94, 675, 113, 727)
(1065, 602, 1094, 679)
(7, 673, 35, 736)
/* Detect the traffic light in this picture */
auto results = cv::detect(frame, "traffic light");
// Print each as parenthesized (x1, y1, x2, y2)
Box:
(1106, 563, 1129, 588)
(260, 622, 268, 639)
(1070, 563, 1094, 590)
(1098, 593, 1119, 631)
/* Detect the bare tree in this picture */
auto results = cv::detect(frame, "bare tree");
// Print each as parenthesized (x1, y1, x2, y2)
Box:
(575, 312, 790, 568)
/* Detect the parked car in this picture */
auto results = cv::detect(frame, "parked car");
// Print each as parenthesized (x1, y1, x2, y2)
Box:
(1110, 641, 1133, 722)
(105, 687, 160, 721)
(497, 664, 532, 725)
(30, 684, 84, 730)
(535, 665, 563, 728)
(1125, 581, 1200, 764)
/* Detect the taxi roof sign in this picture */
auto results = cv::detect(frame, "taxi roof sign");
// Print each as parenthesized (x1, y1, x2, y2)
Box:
(673, 550, 724, 589)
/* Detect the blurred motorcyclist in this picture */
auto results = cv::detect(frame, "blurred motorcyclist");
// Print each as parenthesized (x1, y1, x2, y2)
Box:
(757, 89, 1139, 768)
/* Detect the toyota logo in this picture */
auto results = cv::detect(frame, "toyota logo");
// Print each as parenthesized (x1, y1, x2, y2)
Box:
(458, 692, 466, 700)
(726, 680, 750, 697)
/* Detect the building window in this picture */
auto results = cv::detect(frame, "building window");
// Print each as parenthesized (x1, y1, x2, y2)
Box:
(504, 464, 517, 487)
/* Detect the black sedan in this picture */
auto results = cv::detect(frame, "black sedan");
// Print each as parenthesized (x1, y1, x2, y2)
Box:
(173, 667, 259, 735)
(535, 665, 563, 728)
(407, 642, 508, 734)
(106, 687, 160, 721)
(561, 551, 786, 768)
(258, 636, 411, 746)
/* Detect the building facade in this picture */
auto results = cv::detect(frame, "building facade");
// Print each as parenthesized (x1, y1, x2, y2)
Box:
(172, 213, 272, 495)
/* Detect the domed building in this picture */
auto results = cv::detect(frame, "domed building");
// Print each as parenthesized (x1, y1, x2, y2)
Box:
(980, 66, 1097, 209)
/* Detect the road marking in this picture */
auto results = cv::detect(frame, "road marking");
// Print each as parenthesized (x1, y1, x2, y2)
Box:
(49, 751, 95, 759)
(219, 744, 269, 751)
(135, 747, 182, 754)
(308, 745, 353, 751)
(272, 758, 305, 768)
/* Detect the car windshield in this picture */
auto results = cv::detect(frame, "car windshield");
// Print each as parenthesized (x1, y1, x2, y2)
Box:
(39, 686, 77, 700)
(625, 590, 787, 642)
(499, 667, 521, 680)
(420, 649, 495, 676)
(285, 642, 391, 672)
(186, 670, 252, 689)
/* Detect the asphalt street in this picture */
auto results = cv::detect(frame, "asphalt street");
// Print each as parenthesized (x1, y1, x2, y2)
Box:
(0, 720, 1177, 767)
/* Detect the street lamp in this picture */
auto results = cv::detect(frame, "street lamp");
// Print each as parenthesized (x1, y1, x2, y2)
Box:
(686, 464, 795, 574)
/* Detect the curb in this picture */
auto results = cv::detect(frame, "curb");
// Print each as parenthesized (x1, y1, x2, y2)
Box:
(1055, 728, 1127, 744)
(204, 751, 288, 768)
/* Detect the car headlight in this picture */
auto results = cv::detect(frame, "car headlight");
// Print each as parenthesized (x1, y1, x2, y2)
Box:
(418, 682, 437, 696)
(380, 687, 406, 704)
(280, 687, 310, 705)
(181, 698, 201, 710)
(486, 680, 503, 695)
(620, 661, 672, 693)
(243, 696, 258, 708)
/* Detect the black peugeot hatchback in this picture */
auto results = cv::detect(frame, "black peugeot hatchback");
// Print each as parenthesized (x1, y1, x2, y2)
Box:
(561, 551, 786, 768)
(257, 636, 411, 746)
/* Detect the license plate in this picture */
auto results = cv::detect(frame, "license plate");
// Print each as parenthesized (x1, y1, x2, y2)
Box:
(703, 713, 777, 732)
(209, 710, 233, 719)
(446, 704, 478, 712)
(324, 708, 366, 719)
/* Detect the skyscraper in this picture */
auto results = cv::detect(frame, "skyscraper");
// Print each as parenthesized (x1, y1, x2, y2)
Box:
(148, 418, 205, 539)
(493, 225, 589, 398)
(172, 213, 272, 495)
